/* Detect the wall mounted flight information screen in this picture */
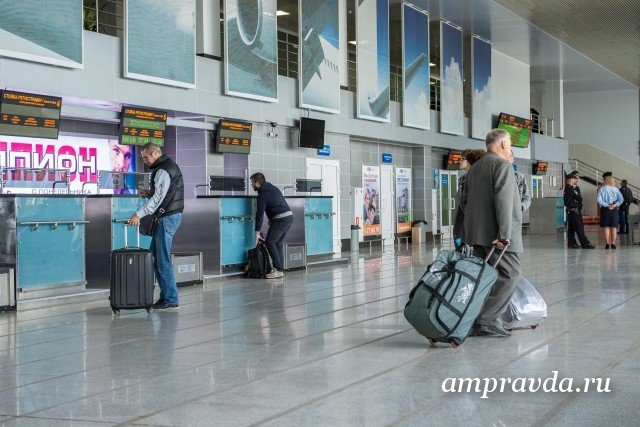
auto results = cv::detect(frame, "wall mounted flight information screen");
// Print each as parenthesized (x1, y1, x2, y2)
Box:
(0, 90, 62, 139)
(217, 119, 252, 154)
(120, 107, 167, 147)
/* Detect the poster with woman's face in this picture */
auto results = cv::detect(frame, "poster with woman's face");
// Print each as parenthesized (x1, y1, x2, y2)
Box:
(107, 139, 137, 194)
(362, 165, 381, 236)
(396, 167, 412, 233)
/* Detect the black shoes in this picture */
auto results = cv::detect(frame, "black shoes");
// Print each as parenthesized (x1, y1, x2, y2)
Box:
(611, 244, 617, 249)
(568, 244, 580, 249)
(153, 299, 179, 310)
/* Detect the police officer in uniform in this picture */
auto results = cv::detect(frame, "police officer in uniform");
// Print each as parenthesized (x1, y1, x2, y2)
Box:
(564, 170, 595, 249)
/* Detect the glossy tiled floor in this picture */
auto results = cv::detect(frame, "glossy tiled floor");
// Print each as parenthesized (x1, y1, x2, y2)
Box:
(1, 230, 639, 426)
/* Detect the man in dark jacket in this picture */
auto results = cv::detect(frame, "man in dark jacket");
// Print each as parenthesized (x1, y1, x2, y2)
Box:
(129, 143, 184, 309)
(251, 172, 293, 279)
(618, 179, 634, 234)
(563, 171, 595, 249)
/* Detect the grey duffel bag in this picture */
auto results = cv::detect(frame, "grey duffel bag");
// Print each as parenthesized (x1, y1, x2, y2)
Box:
(404, 245, 507, 347)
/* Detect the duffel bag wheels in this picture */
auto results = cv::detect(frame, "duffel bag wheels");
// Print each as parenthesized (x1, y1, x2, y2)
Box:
(451, 341, 460, 348)
(428, 339, 436, 346)
(531, 324, 538, 329)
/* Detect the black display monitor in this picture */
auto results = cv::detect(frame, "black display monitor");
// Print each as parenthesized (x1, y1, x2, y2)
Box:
(0, 90, 62, 139)
(298, 117, 325, 149)
(216, 119, 252, 154)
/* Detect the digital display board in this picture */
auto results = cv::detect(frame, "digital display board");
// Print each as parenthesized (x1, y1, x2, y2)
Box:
(0, 90, 62, 139)
(534, 161, 549, 175)
(119, 107, 167, 147)
(216, 119, 252, 154)
(444, 152, 463, 170)
(498, 113, 532, 148)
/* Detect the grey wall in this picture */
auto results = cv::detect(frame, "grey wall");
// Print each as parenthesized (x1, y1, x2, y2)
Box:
(565, 89, 640, 165)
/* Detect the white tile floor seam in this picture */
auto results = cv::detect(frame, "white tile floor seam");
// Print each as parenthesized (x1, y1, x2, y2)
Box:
(1, 232, 639, 425)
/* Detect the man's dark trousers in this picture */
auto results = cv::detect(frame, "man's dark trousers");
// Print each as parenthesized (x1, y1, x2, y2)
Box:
(619, 208, 629, 234)
(567, 211, 590, 247)
(264, 216, 294, 272)
(473, 245, 521, 327)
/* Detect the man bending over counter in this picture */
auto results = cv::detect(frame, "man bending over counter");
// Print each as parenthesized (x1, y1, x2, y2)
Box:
(251, 172, 293, 279)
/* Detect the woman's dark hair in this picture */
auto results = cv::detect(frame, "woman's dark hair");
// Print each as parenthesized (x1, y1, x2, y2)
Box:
(465, 149, 486, 166)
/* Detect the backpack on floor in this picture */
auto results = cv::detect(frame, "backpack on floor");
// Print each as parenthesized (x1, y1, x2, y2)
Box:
(245, 243, 272, 278)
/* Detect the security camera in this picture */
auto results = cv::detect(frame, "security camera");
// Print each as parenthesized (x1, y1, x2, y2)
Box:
(269, 121, 277, 128)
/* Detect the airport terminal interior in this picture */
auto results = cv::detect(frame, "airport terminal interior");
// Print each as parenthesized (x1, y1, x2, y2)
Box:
(0, 0, 638, 425)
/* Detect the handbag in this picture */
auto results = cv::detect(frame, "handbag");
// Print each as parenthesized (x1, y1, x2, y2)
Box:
(139, 214, 159, 236)
(138, 182, 178, 237)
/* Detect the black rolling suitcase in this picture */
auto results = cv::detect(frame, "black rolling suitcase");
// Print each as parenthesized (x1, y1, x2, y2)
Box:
(110, 223, 154, 315)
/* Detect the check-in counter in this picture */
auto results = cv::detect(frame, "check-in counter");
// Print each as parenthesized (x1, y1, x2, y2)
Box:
(84, 195, 152, 289)
(173, 196, 256, 276)
(0, 195, 88, 301)
(304, 197, 334, 258)
(173, 195, 335, 276)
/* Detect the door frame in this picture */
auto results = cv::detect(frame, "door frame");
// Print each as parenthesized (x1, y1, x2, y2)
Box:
(306, 158, 342, 254)
(438, 170, 459, 239)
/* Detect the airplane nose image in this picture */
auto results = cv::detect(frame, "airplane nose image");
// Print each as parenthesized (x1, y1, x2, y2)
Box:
(225, 0, 277, 100)
(236, 0, 262, 48)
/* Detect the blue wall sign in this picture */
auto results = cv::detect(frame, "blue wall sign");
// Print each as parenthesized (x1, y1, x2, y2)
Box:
(434, 169, 440, 189)
(317, 145, 331, 156)
(532, 179, 538, 188)
(382, 153, 392, 163)
(441, 175, 448, 185)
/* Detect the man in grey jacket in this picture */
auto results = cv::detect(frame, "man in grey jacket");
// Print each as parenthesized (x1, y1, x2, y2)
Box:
(509, 152, 531, 212)
(464, 129, 522, 337)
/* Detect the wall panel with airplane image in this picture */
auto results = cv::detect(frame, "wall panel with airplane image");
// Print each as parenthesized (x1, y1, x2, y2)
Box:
(224, 0, 278, 102)
(125, 0, 196, 88)
(440, 21, 464, 135)
(401, 4, 430, 130)
(471, 35, 492, 140)
(299, 0, 340, 113)
(0, 0, 83, 69)
(356, 0, 390, 122)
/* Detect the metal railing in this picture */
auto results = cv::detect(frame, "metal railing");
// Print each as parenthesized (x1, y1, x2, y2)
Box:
(568, 159, 639, 203)
(530, 112, 555, 138)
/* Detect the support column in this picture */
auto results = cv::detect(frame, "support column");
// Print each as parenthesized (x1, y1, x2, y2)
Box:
(196, 0, 221, 58)
(339, 0, 348, 88)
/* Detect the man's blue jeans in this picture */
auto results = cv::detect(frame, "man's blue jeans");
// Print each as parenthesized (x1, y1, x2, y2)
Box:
(150, 213, 182, 305)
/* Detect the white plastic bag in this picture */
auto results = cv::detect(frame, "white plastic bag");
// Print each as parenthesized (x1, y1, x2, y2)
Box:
(502, 276, 547, 330)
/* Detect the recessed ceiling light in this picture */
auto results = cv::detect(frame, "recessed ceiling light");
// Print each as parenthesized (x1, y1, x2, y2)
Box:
(349, 40, 357, 45)
(429, 63, 435, 67)
(276, 10, 290, 16)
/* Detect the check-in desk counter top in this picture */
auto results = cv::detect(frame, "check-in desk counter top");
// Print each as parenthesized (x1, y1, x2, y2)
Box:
(84, 195, 152, 289)
(173, 195, 333, 276)
(0, 195, 88, 300)
(173, 196, 256, 276)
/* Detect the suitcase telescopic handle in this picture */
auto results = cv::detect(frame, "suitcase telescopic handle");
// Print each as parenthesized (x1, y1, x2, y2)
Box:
(114, 218, 141, 249)
(484, 242, 510, 268)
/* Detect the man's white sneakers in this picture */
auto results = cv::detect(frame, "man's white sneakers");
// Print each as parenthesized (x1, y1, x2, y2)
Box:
(266, 269, 284, 279)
